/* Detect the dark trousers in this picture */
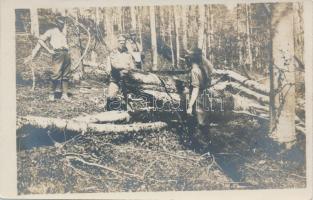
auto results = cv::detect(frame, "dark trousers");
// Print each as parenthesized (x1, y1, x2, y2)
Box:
(49, 49, 71, 94)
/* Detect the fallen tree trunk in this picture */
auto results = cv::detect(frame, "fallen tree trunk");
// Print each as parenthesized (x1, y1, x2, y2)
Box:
(224, 82, 269, 105)
(17, 116, 167, 134)
(79, 68, 303, 134)
(213, 69, 270, 95)
(125, 70, 182, 93)
(72, 111, 130, 123)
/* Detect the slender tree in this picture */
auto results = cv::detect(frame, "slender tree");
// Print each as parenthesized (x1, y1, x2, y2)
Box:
(116, 7, 123, 33)
(160, 7, 166, 41)
(245, 4, 253, 71)
(30, 8, 39, 37)
(209, 5, 214, 61)
(105, 7, 114, 49)
(206, 5, 211, 59)
(150, 6, 158, 70)
(138, 6, 143, 51)
(181, 5, 188, 50)
(130, 6, 137, 31)
(237, 4, 243, 65)
(168, 7, 175, 68)
(198, 5, 205, 50)
(174, 6, 180, 67)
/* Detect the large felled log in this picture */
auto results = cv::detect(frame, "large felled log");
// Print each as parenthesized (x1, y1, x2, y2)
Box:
(17, 116, 167, 134)
(224, 82, 269, 105)
(125, 70, 182, 93)
(124, 70, 236, 112)
(72, 111, 130, 123)
(214, 69, 270, 95)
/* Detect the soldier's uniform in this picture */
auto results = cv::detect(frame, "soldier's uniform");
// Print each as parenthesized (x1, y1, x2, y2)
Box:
(106, 36, 134, 111)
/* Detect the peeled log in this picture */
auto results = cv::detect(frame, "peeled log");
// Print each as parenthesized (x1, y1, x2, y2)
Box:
(72, 111, 131, 123)
(17, 116, 167, 134)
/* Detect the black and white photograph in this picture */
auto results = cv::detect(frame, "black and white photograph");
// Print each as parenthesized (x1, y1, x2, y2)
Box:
(0, 0, 311, 198)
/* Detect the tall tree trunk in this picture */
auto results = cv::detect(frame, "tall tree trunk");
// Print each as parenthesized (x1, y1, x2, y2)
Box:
(105, 7, 114, 49)
(270, 3, 296, 147)
(121, 8, 125, 32)
(245, 4, 253, 71)
(181, 5, 188, 50)
(150, 6, 158, 70)
(174, 6, 180, 67)
(198, 5, 205, 50)
(138, 7, 143, 51)
(90, 8, 99, 64)
(209, 5, 214, 61)
(116, 7, 123, 33)
(160, 7, 166, 41)
(30, 8, 39, 37)
(131, 6, 137, 31)
(169, 8, 175, 68)
(206, 5, 211, 59)
(237, 4, 243, 65)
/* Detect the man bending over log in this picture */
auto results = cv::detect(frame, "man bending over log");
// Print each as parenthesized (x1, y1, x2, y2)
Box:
(106, 35, 135, 111)
(186, 48, 214, 144)
(25, 16, 72, 102)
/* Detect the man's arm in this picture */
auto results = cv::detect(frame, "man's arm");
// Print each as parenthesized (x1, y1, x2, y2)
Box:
(38, 29, 55, 55)
(24, 29, 55, 64)
(24, 34, 53, 64)
(37, 39, 55, 55)
(23, 42, 41, 64)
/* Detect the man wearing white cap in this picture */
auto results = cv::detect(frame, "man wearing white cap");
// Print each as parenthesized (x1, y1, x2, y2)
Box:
(106, 34, 135, 111)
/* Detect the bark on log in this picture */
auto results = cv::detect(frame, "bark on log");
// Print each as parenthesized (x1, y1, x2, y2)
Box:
(214, 69, 270, 95)
(224, 82, 269, 105)
(17, 116, 167, 134)
(124, 70, 269, 112)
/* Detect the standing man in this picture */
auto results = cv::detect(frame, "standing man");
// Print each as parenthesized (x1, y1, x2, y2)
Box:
(186, 48, 213, 145)
(126, 29, 144, 70)
(106, 35, 135, 111)
(25, 16, 71, 101)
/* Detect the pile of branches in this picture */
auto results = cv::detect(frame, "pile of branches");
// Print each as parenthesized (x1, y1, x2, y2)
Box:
(47, 131, 235, 192)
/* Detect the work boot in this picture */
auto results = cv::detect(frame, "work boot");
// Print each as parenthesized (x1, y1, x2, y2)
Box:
(48, 92, 55, 102)
(61, 93, 71, 102)
(48, 80, 57, 101)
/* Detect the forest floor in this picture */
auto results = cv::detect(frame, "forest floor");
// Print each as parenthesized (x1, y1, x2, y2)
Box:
(16, 79, 306, 195)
